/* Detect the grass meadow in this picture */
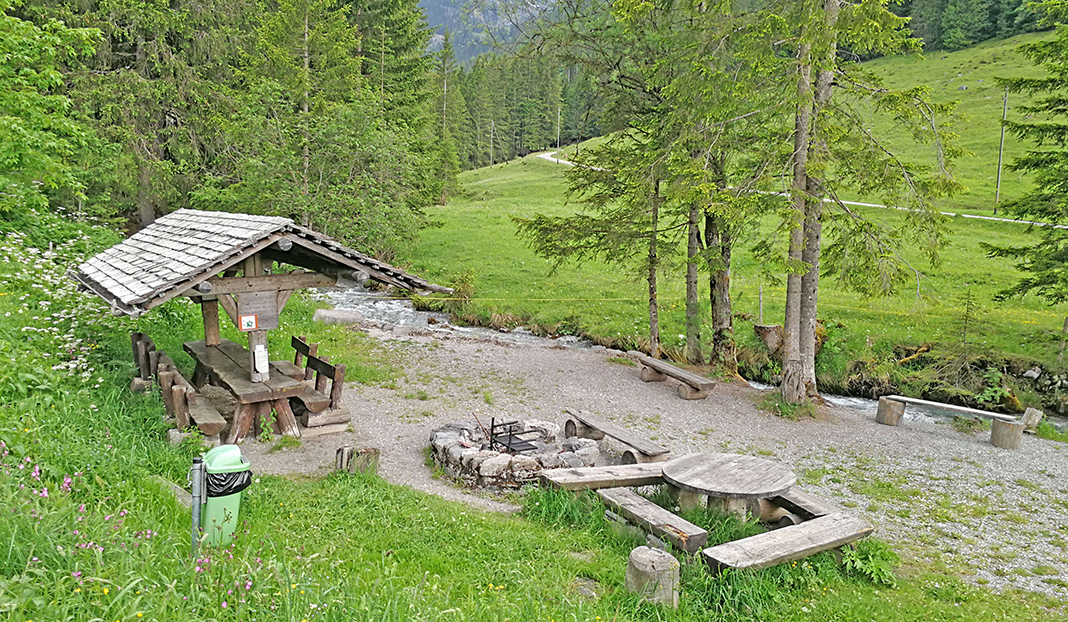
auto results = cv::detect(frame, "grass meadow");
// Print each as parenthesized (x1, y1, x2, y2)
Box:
(408, 154, 1068, 376)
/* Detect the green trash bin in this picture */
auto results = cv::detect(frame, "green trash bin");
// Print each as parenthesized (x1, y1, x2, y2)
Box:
(200, 444, 252, 547)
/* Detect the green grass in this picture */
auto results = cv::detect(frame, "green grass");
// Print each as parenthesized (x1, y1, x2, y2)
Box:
(406, 152, 1068, 376)
(863, 32, 1051, 214)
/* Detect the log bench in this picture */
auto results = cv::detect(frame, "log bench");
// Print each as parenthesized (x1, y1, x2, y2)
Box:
(539, 463, 666, 491)
(151, 350, 227, 437)
(273, 335, 318, 381)
(597, 487, 708, 554)
(562, 408, 671, 464)
(290, 354, 349, 428)
(876, 395, 1025, 450)
(627, 351, 716, 399)
(701, 513, 874, 573)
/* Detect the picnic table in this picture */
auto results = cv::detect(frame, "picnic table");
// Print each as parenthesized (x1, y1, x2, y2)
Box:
(184, 338, 305, 443)
(662, 453, 797, 518)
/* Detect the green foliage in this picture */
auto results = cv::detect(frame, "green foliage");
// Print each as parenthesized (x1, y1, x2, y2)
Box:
(0, 0, 98, 218)
(1036, 420, 1068, 442)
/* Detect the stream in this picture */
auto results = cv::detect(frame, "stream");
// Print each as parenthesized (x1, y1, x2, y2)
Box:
(320, 284, 1068, 429)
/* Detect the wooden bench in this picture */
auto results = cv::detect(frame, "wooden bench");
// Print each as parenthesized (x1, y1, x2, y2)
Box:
(539, 463, 665, 491)
(151, 350, 227, 437)
(273, 335, 318, 381)
(562, 409, 670, 464)
(291, 354, 349, 428)
(701, 513, 874, 573)
(597, 487, 708, 553)
(627, 351, 716, 400)
(876, 395, 1025, 449)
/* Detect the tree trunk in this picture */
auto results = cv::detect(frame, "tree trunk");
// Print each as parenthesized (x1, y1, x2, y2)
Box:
(799, 0, 840, 395)
(706, 214, 737, 375)
(137, 163, 155, 228)
(685, 202, 702, 364)
(301, 10, 311, 227)
(782, 39, 813, 405)
(648, 180, 662, 357)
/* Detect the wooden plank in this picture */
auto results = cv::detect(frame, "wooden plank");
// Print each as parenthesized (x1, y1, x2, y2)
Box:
(565, 409, 669, 457)
(189, 398, 227, 436)
(272, 360, 304, 381)
(598, 487, 708, 554)
(539, 463, 665, 491)
(302, 407, 350, 428)
(701, 513, 874, 573)
(184, 340, 275, 403)
(204, 271, 336, 294)
(293, 386, 331, 414)
(306, 354, 337, 378)
(885, 395, 1018, 422)
(769, 488, 837, 521)
(213, 339, 304, 396)
(628, 352, 716, 392)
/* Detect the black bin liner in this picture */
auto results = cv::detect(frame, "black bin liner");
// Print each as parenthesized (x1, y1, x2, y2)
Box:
(206, 470, 253, 497)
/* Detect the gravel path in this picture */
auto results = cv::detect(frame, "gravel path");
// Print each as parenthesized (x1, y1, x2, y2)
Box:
(243, 327, 1068, 598)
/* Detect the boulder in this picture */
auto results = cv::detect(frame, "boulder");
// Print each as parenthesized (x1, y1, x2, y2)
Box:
(312, 309, 365, 325)
(478, 454, 513, 478)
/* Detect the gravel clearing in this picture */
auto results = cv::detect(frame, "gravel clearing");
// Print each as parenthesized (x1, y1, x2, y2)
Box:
(242, 327, 1068, 599)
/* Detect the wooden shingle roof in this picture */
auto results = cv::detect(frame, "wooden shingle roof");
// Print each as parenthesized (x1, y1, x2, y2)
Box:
(73, 209, 449, 316)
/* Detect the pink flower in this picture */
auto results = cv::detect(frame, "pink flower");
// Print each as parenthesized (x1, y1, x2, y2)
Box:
(38, 488, 48, 498)
(221, 601, 227, 608)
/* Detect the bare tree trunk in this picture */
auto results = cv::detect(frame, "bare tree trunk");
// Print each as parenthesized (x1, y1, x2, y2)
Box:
(685, 202, 702, 364)
(782, 40, 813, 405)
(137, 164, 155, 228)
(706, 214, 737, 375)
(301, 10, 311, 227)
(799, 0, 839, 395)
(648, 180, 662, 357)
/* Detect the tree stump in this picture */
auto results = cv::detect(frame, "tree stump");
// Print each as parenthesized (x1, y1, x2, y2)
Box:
(640, 366, 668, 382)
(876, 397, 905, 426)
(625, 546, 679, 609)
(335, 445, 380, 475)
(990, 419, 1024, 450)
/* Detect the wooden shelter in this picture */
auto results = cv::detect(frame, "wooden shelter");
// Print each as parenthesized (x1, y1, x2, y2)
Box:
(72, 209, 449, 441)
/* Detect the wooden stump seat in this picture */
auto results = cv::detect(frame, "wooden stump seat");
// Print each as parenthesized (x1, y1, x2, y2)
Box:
(627, 351, 716, 400)
(876, 395, 1025, 450)
(562, 408, 671, 464)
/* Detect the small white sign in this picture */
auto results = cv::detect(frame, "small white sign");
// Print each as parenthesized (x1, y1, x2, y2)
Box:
(239, 315, 258, 331)
(254, 344, 269, 373)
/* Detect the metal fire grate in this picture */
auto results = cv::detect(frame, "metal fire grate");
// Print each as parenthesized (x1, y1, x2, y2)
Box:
(489, 418, 539, 454)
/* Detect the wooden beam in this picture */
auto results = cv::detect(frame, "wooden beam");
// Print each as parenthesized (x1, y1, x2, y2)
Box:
(885, 395, 1018, 422)
(204, 271, 336, 294)
(702, 513, 874, 573)
(218, 294, 238, 326)
(286, 236, 411, 290)
(598, 487, 708, 553)
(201, 299, 221, 346)
(539, 463, 665, 491)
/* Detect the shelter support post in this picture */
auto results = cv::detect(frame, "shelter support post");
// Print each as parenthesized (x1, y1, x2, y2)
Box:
(201, 298, 221, 346)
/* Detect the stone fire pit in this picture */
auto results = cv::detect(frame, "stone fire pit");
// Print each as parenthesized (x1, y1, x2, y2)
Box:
(428, 419, 599, 489)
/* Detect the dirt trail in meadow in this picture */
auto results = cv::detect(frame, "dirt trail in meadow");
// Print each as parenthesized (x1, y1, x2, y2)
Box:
(240, 326, 1068, 598)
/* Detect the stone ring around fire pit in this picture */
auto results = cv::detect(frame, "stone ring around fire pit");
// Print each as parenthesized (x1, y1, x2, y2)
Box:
(429, 419, 599, 489)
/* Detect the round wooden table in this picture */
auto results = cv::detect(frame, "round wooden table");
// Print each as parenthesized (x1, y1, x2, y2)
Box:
(662, 453, 797, 518)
